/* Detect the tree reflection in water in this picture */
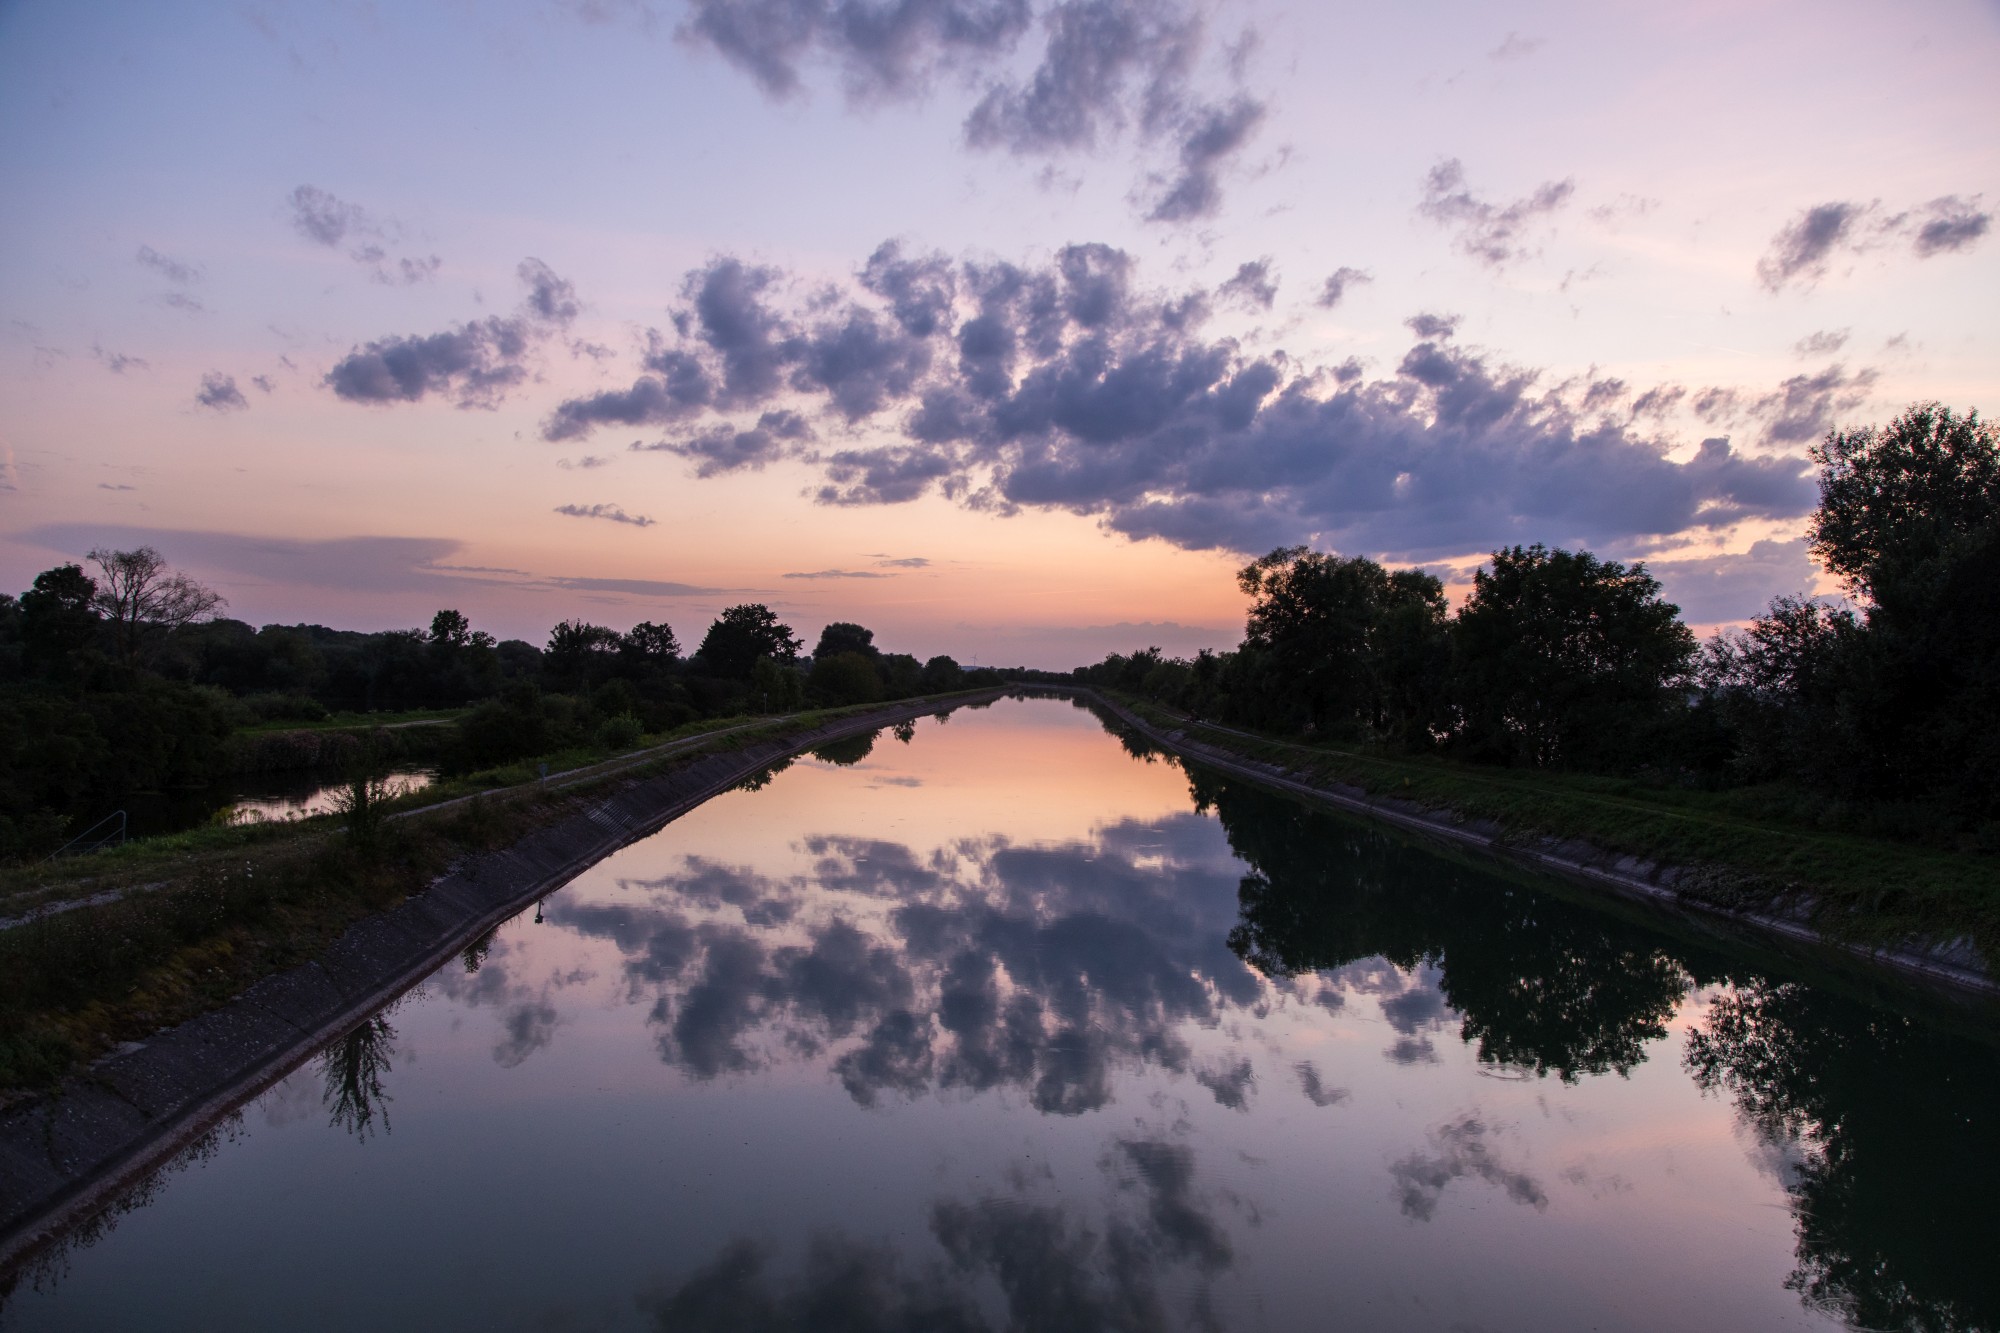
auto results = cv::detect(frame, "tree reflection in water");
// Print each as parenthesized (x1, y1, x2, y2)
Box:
(1686, 979, 2000, 1332)
(1201, 769, 1701, 1081)
(319, 1014, 396, 1141)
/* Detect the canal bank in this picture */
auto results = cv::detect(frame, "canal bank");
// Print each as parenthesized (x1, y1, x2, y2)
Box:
(0, 690, 1002, 1275)
(1046, 686, 1998, 1002)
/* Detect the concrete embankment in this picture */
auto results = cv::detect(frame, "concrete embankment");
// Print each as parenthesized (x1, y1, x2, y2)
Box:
(0, 692, 997, 1275)
(1046, 685, 1997, 1002)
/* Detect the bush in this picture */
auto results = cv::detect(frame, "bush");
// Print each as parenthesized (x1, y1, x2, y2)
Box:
(598, 713, 644, 751)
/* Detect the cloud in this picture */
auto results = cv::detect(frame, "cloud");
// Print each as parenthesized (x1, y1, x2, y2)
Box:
(289, 184, 442, 285)
(1647, 538, 1820, 625)
(1695, 365, 1879, 445)
(1216, 258, 1276, 310)
(1316, 266, 1371, 309)
(554, 502, 656, 527)
(558, 455, 611, 469)
(1294, 1061, 1349, 1107)
(1418, 158, 1575, 268)
(1390, 1114, 1548, 1222)
(519, 257, 580, 324)
(877, 555, 931, 567)
(1756, 201, 1871, 291)
(1793, 328, 1848, 357)
(289, 184, 370, 247)
(21, 525, 485, 593)
(326, 317, 531, 408)
(546, 239, 1818, 561)
(97, 483, 137, 492)
(1405, 311, 1460, 340)
(251, 374, 275, 393)
(157, 291, 206, 314)
(1489, 31, 1542, 60)
(136, 245, 201, 285)
(681, 0, 1264, 223)
(783, 568, 893, 579)
(93, 345, 148, 374)
(194, 372, 248, 412)
(545, 576, 728, 596)
(1757, 194, 1991, 290)
(635, 409, 815, 478)
(1910, 194, 1991, 257)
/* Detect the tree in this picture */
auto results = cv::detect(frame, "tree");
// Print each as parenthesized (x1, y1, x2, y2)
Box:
(813, 621, 878, 660)
(544, 620, 621, 692)
(427, 608, 494, 651)
(622, 620, 680, 663)
(18, 564, 102, 674)
(1235, 547, 1449, 741)
(1454, 544, 1694, 769)
(808, 651, 882, 706)
(1799, 403, 2000, 812)
(1810, 402, 1998, 603)
(85, 547, 225, 664)
(697, 604, 802, 680)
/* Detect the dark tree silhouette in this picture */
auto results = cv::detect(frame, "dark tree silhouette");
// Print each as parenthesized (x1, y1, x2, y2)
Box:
(697, 604, 802, 680)
(814, 621, 879, 660)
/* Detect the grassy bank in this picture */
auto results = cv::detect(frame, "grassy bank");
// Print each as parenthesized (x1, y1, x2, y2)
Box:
(0, 698, 973, 1100)
(1097, 692, 2000, 965)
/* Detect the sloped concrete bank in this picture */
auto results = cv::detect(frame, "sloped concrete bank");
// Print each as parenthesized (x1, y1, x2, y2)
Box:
(1043, 686, 1997, 1002)
(0, 691, 999, 1275)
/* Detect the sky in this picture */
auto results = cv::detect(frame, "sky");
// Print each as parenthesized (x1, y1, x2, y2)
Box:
(2, 0, 1995, 667)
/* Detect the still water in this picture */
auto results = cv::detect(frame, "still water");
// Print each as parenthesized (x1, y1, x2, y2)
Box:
(5, 697, 1996, 1331)
(108, 766, 436, 839)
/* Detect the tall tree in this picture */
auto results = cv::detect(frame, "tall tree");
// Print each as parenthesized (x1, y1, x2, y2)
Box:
(86, 547, 225, 664)
(697, 604, 802, 680)
(18, 563, 102, 674)
(813, 621, 878, 660)
(1454, 544, 1694, 769)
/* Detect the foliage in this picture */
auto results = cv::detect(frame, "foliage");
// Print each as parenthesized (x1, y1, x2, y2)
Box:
(808, 651, 883, 706)
(87, 547, 226, 665)
(697, 604, 803, 680)
(813, 621, 878, 660)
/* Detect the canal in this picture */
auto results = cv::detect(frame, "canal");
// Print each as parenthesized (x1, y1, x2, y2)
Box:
(3, 696, 1993, 1331)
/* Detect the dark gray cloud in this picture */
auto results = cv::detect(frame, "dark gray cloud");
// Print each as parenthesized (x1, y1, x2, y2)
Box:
(548, 240, 1821, 560)
(557, 454, 611, 469)
(635, 409, 814, 477)
(251, 374, 275, 393)
(1315, 266, 1370, 309)
(1757, 194, 1991, 290)
(519, 257, 580, 324)
(554, 502, 655, 527)
(289, 184, 369, 246)
(1418, 158, 1575, 268)
(1193, 1055, 1254, 1110)
(325, 317, 531, 408)
(157, 291, 206, 314)
(877, 555, 931, 567)
(1911, 194, 1991, 257)
(136, 244, 201, 285)
(1489, 31, 1542, 60)
(1757, 201, 1871, 291)
(681, 0, 1032, 102)
(194, 371, 248, 412)
(1694, 365, 1879, 445)
(679, 0, 1263, 223)
(1405, 311, 1460, 340)
(1145, 94, 1265, 223)
(1216, 258, 1276, 310)
(289, 185, 441, 284)
(1793, 328, 1848, 357)
(1389, 1114, 1548, 1222)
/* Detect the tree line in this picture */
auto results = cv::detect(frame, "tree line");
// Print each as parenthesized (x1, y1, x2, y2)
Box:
(0, 553, 994, 858)
(1074, 403, 1998, 845)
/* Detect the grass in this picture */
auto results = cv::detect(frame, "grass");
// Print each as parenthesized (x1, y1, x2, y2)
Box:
(235, 707, 470, 734)
(1102, 692, 2000, 964)
(0, 691, 989, 1100)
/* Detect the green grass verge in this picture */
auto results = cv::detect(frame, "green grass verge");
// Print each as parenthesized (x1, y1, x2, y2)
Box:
(235, 707, 470, 734)
(1104, 692, 2000, 963)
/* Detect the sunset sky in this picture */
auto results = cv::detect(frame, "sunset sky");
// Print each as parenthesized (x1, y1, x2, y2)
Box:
(2, 0, 1994, 666)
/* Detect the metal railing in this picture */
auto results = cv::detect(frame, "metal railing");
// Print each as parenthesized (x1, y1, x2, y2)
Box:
(43, 810, 128, 862)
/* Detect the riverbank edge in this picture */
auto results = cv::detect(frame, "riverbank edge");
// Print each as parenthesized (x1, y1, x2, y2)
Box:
(1044, 685, 1998, 1001)
(0, 690, 1000, 1277)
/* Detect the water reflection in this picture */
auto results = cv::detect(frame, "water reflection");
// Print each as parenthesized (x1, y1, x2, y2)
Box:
(1686, 979, 2000, 1332)
(547, 810, 1256, 1113)
(7, 698, 1998, 1333)
(320, 1015, 396, 1141)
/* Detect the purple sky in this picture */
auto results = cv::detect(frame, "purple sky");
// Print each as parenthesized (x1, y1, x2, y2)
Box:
(2, 0, 1995, 665)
